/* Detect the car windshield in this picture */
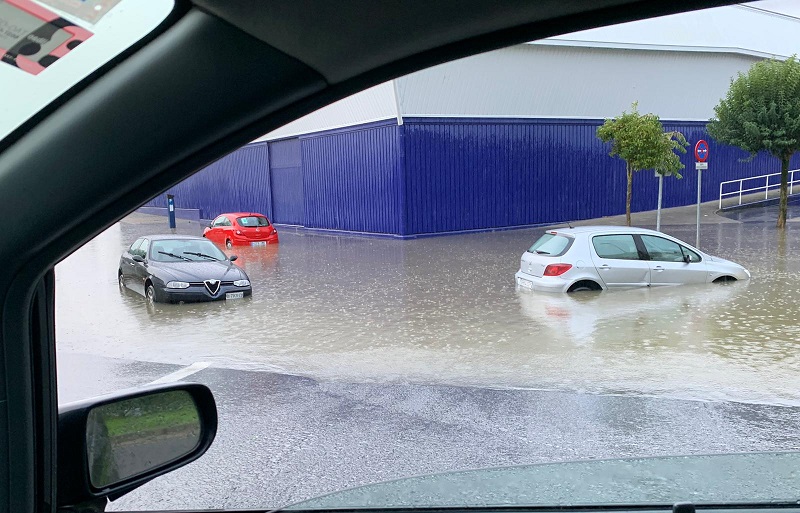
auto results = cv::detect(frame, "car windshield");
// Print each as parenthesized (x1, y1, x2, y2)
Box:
(237, 216, 270, 227)
(45, 1, 800, 512)
(149, 239, 227, 262)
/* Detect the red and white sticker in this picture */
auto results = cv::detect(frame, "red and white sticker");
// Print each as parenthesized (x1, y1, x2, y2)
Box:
(0, 0, 93, 75)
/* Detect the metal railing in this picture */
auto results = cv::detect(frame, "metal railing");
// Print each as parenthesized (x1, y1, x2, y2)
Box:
(718, 170, 800, 209)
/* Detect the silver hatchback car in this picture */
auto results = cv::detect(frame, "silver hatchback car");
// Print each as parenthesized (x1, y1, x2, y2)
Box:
(515, 226, 750, 293)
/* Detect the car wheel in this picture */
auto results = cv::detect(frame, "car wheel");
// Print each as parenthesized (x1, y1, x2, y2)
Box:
(226, 239, 232, 249)
(118, 271, 125, 290)
(146, 283, 157, 304)
(567, 280, 602, 293)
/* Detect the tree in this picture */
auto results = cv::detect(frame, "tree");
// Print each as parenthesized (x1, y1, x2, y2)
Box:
(708, 56, 800, 228)
(597, 103, 688, 226)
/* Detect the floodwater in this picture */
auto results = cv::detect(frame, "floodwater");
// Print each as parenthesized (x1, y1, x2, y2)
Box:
(56, 215, 800, 406)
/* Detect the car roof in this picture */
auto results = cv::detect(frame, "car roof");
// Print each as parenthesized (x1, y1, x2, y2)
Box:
(549, 225, 669, 236)
(140, 235, 208, 242)
(222, 212, 267, 218)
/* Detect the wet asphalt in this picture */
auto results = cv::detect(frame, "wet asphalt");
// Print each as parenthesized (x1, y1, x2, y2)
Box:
(55, 203, 800, 511)
(58, 352, 800, 511)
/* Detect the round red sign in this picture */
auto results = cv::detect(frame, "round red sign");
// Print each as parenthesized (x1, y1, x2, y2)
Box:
(694, 140, 709, 162)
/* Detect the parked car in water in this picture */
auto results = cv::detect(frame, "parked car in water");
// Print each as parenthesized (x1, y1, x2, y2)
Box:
(515, 226, 750, 293)
(203, 212, 279, 248)
(119, 235, 252, 303)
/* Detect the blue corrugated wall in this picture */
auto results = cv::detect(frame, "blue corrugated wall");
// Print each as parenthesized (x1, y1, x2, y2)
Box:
(269, 138, 305, 225)
(146, 117, 800, 237)
(302, 124, 403, 233)
(402, 118, 800, 234)
(145, 143, 272, 219)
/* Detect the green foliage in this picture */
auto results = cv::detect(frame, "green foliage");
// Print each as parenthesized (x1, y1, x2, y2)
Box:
(597, 102, 689, 177)
(708, 56, 800, 161)
(709, 56, 800, 228)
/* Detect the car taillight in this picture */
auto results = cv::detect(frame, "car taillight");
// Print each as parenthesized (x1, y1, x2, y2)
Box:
(543, 263, 572, 276)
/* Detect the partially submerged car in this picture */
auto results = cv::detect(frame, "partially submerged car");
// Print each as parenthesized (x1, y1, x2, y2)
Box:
(119, 235, 252, 303)
(204, 212, 279, 248)
(515, 226, 750, 293)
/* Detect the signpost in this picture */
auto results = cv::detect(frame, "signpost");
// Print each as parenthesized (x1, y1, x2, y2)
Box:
(167, 194, 176, 233)
(655, 170, 664, 231)
(694, 140, 709, 248)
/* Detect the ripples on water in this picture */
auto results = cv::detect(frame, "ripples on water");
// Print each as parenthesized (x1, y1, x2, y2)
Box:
(56, 218, 800, 405)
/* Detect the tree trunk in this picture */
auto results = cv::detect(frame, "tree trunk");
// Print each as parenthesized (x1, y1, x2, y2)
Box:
(777, 156, 789, 229)
(626, 163, 633, 227)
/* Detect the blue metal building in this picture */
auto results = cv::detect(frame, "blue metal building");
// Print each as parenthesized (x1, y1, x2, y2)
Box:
(146, 5, 800, 237)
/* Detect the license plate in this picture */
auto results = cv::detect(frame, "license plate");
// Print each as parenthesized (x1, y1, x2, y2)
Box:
(518, 279, 533, 289)
(226, 292, 244, 300)
(251, 241, 267, 247)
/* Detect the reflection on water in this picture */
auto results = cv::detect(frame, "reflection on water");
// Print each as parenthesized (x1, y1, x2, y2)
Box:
(56, 217, 800, 405)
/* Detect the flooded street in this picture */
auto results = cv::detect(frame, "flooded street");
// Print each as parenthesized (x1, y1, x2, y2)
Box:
(54, 211, 800, 510)
(57, 214, 800, 406)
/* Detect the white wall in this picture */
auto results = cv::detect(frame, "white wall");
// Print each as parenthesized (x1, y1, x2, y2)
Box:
(396, 44, 760, 121)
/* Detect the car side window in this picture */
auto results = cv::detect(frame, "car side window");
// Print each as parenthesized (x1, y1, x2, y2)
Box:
(682, 246, 702, 263)
(139, 239, 150, 259)
(129, 238, 143, 254)
(212, 216, 226, 227)
(641, 235, 685, 262)
(592, 235, 640, 260)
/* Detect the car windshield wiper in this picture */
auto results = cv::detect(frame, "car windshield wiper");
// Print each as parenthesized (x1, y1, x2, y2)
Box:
(157, 251, 191, 261)
(183, 251, 219, 260)
(535, 250, 550, 254)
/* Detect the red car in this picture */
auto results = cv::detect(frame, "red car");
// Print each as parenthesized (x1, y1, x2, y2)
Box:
(203, 212, 279, 248)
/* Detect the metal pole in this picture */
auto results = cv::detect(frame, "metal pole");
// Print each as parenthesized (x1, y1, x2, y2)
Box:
(696, 169, 701, 249)
(656, 173, 663, 231)
(167, 194, 176, 233)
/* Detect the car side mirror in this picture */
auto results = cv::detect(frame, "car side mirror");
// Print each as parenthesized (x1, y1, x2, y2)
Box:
(229, 255, 238, 262)
(132, 255, 145, 263)
(57, 383, 217, 509)
(683, 254, 691, 264)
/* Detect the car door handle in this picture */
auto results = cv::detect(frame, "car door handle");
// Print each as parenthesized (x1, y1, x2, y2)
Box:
(598, 264, 610, 270)
(653, 266, 664, 272)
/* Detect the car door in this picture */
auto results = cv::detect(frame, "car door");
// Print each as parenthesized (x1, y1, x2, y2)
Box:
(220, 215, 234, 243)
(120, 238, 143, 286)
(128, 238, 150, 295)
(207, 216, 227, 243)
(640, 235, 708, 286)
(590, 234, 650, 289)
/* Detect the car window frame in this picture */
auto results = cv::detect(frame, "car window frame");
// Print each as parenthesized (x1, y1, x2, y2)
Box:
(590, 233, 645, 261)
(639, 234, 703, 263)
(0, 2, 744, 512)
(236, 215, 270, 228)
(139, 238, 151, 260)
(527, 233, 574, 257)
(129, 238, 144, 256)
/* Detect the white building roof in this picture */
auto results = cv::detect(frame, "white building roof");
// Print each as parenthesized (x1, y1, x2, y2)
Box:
(543, 4, 799, 60)
(259, 2, 799, 141)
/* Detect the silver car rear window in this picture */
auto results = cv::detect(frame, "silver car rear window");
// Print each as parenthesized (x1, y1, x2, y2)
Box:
(527, 233, 572, 256)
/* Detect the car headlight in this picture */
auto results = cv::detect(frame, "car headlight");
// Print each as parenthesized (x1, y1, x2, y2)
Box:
(233, 279, 250, 287)
(166, 281, 190, 289)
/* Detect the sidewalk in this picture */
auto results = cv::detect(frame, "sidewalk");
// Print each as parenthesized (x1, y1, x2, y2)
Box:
(562, 200, 739, 230)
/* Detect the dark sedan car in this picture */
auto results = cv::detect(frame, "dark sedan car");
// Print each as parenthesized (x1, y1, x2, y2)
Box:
(118, 235, 252, 303)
